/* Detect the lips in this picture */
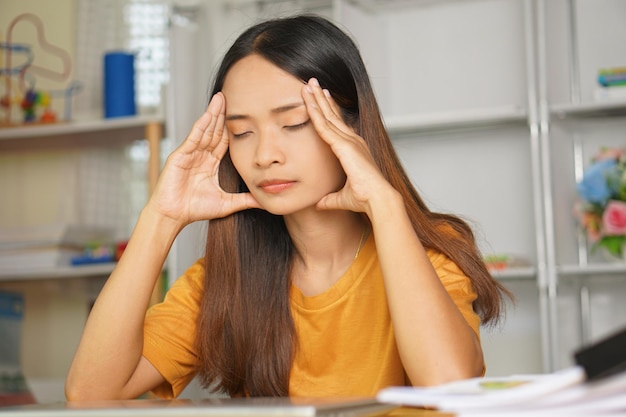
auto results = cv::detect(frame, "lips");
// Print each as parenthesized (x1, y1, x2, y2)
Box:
(257, 179, 296, 194)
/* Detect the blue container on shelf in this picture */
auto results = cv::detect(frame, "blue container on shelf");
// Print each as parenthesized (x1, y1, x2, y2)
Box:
(103, 51, 136, 118)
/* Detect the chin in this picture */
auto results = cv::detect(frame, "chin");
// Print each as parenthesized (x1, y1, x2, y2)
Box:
(261, 206, 299, 216)
(258, 201, 316, 217)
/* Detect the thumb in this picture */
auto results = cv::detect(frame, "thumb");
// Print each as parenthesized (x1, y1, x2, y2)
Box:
(224, 192, 261, 216)
(316, 193, 340, 211)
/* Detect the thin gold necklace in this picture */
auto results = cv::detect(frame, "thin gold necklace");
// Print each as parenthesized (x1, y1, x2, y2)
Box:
(354, 226, 368, 260)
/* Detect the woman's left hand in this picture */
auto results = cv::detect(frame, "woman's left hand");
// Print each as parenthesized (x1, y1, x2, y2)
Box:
(302, 78, 394, 216)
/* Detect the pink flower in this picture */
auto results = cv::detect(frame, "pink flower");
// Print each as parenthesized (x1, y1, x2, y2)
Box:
(602, 200, 626, 235)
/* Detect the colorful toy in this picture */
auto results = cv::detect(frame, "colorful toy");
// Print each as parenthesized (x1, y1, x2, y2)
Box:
(1, 13, 81, 125)
(598, 67, 626, 87)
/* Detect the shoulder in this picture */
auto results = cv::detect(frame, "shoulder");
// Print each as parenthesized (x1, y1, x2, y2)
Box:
(170, 258, 205, 291)
(150, 258, 205, 311)
(426, 249, 481, 336)
(426, 249, 476, 298)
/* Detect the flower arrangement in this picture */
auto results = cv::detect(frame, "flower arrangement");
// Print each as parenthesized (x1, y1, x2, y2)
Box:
(574, 146, 626, 257)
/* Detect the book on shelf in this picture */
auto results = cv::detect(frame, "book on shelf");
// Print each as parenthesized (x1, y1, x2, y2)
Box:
(377, 326, 626, 416)
(0, 291, 36, 406)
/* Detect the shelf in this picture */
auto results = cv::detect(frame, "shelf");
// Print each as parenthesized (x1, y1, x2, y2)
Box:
(383, 105, 527, 137)
(550, 100, 626, 120)
(557, 262, 626, 277)
(490, 266, 536, 281)
(0, 114, 164, 151)
(0, 263, 116, 282)
(222, 0, 459, 12)
(348, 0, 470, 13)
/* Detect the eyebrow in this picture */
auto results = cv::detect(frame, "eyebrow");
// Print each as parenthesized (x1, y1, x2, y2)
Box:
(226, 102, 305, 121)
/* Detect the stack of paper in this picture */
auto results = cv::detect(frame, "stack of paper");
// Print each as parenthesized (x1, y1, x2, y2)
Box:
(377, 326, 626, 416)
(378, 367, 626, 416)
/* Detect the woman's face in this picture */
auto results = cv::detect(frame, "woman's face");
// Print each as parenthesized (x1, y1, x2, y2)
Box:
(223, 54, 346, 216)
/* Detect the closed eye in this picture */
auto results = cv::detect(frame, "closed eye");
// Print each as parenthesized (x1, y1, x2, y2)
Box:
(285, 120, 310, 131)
(232, 131, 252, 139)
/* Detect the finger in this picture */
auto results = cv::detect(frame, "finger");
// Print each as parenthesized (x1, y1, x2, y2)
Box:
(201, 93, 226, 151)
(322, 89, 347, 126)
(223, 192, 261, 216)
(211, 112, 230, 158)
(316, 193, 338, 211)
(306, 78, 342, 124)
(307, 79, 357, 138)
(303, 82, 343, 147)
(180, 93, 223, 153)
(303, 80, 359, 148)
(182, 108, 213, 150)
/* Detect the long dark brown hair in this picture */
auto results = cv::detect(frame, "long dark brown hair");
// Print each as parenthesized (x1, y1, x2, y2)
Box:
(197, 14, 511, 398)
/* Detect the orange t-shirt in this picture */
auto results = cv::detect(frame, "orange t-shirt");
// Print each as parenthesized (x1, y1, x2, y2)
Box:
(143, 234, 480, 398)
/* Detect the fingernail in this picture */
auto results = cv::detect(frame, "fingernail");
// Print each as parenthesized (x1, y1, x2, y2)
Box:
(323, 89, 331, 98)
(305, 85, 313, 94)
(310, 78, 320, 87)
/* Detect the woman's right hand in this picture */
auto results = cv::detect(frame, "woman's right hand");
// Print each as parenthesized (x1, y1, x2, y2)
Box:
(148, 92, 260, 228)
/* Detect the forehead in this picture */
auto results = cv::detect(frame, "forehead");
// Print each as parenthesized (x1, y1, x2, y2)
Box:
(221, 54, 306, 115)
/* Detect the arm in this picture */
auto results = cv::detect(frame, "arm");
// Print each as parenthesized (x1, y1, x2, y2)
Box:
(366, 190, 484, 385)
(302, 79, 484, 386)
(65, 93, 259, 400)
(65, 208, 180, 401)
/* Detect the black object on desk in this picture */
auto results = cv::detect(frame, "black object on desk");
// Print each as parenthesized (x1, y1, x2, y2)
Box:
(574, 325, 626, 381)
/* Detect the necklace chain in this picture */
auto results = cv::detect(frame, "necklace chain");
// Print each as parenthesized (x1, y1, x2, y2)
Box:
(353, 226, 368, 261)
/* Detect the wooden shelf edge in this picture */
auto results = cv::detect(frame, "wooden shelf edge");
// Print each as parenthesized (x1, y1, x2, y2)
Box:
(0, 114, 165, 140)
(0, 115, 165, 152)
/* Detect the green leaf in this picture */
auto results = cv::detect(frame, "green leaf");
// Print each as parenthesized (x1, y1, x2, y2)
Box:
(598, 235, 626, 257)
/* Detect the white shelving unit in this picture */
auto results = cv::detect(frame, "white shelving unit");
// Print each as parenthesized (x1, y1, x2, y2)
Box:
(536, 0, 626, 370)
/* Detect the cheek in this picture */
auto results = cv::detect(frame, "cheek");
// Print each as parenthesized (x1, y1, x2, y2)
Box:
(308, 143, 346, 188)
(228, 144, 250, 182)
(229, 147, 241, 171)
(328, 159, 347, 190)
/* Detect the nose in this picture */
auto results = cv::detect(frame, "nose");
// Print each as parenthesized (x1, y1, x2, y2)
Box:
(254, 129, 284, 168)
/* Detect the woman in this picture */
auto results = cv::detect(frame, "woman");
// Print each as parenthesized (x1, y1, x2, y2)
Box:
(66, 14, 511, 400)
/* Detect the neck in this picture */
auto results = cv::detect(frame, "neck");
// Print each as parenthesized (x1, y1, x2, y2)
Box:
(285, 210, 368, 296)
